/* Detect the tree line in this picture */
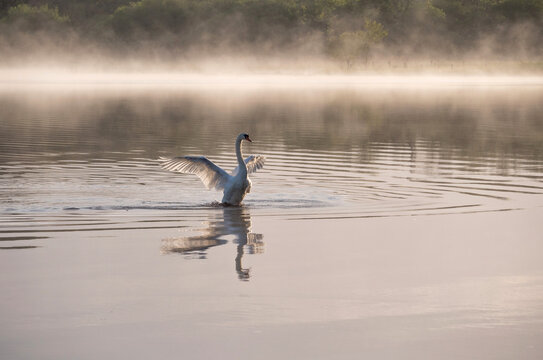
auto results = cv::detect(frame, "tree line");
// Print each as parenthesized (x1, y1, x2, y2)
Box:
(1, 0, 542, 66)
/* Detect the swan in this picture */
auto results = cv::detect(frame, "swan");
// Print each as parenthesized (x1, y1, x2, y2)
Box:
(159, 133, 265, 205)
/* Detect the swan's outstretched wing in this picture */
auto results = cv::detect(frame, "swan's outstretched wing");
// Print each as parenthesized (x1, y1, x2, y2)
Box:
(231, 155, 266, 176)
(245, 155, 266, 173)
(159, 156, 231, 190)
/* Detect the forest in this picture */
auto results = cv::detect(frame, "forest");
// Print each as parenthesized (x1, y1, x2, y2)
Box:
(0, 0, 542, 69)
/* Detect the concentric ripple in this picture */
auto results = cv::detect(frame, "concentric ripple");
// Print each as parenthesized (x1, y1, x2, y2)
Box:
(1, 86, 542, 244)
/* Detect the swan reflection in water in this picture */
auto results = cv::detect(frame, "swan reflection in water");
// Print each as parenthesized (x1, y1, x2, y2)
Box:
(161, 206, 263, 280)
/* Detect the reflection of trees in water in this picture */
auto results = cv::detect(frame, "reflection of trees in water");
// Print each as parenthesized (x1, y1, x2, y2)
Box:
(161, 206, 263, 281)
(2, 89, 542, 163)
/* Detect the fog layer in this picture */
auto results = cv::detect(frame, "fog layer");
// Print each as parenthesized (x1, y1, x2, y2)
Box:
(1, 0, 542, 72)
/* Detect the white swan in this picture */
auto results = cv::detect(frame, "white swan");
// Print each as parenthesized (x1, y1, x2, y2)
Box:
(159, 133, 265, 205)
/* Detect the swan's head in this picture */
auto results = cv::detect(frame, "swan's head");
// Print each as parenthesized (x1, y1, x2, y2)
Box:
(238, 133, 252, 142)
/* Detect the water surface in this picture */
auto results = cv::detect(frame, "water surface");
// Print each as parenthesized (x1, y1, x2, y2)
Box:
(1, 81, 542, 359)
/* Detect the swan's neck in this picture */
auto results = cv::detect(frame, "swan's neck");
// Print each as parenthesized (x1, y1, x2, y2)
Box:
(236, 138, 247, 174)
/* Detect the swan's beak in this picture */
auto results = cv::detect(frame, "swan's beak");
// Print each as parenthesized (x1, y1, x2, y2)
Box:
(246, 136, 253, 142)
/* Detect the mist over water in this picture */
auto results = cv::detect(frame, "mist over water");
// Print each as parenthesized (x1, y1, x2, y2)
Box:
(1, 0, 543, 74)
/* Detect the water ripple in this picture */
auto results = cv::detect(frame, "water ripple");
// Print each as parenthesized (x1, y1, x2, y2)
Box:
(1, 87, 543, 242)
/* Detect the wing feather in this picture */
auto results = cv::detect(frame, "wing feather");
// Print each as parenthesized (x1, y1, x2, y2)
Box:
(231, 155, 265, 176)
(159, 156, 231, 190)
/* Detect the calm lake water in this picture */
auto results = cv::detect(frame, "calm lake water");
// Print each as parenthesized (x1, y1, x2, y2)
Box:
(1, 79, 543, 359)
